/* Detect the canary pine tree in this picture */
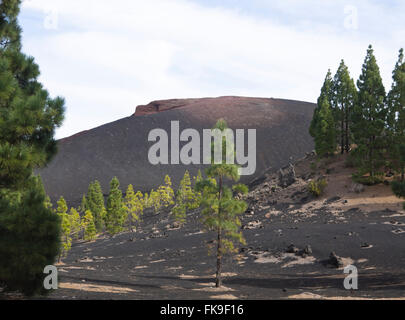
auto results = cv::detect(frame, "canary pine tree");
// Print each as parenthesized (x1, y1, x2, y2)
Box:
(82, 210, 97, 241)
(56, 197, 71, 261)
(124, 184, 144, 232)
(332, 60, 357, 153)
(172, 170, 200, 224)
(195, 119, 248, 287)
(44, 195, 53, 210)
(86, 181, 105, 232)
(159, 175, 175, 208)
(387, 49, 405, 180)
(0, 177, 61, 296)
(352, 45, 387, 179)
(79, 194, 87, 213)
(105, 177, 126, 235)
(0, 0, 64, 295)
(313, 96, 336, 157)
(310, 69, 334, 139)
(149, 189, 162, 213)
(69, 207, 81, 240)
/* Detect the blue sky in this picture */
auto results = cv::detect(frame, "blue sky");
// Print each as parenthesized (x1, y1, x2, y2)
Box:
(19, 0, 405, 139)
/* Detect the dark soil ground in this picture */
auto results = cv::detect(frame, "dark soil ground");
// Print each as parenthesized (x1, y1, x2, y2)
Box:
(43, 155, 405, 300)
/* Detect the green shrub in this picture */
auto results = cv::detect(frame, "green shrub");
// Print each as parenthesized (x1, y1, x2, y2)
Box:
(308, 179, 327, 197)
(391, 181, 405, 210)
(352, 173, 383, 186)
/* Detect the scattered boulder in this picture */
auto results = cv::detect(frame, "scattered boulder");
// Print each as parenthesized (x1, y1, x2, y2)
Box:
(242, 220, 263, 230)
(286, 244, 299, 254)
(278, 164, 296, 188)
(166, 221, 181, 230)
(286, 244, 313, 257)
(350, 183, 365, 193)
(325, 196, 341, 204)
(327, 252, 344, 268)
(361, 242, 371, 248)
(303, 245, 312, 255)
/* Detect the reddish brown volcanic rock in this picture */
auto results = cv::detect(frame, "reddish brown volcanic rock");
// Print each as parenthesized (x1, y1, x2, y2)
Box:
(134, 98, 202, 116)
(38, 96, 315, 205)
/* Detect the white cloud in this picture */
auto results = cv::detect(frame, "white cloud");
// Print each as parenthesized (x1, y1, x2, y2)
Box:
(20, 0, 405, 138)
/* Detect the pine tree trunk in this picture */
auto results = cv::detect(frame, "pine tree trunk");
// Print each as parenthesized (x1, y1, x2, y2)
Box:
(341, 109, 344, 154)
(370, 136, 375, 177)
(345, 106, 349, 153)
(216, 175, 223, 288)
(216, 228, 222, 288)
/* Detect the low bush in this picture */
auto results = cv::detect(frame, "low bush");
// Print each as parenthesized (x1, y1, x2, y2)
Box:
(308, 178, 327, 197)
(391, 180, 405, 209)
(352, 173, 383, 186)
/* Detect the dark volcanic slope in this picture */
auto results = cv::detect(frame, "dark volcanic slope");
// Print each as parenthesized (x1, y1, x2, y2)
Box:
(38, 96, 315, 204)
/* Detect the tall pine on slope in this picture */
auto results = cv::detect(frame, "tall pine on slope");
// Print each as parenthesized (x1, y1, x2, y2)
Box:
(313, 96, 336, 157)
(332, 60, 357, 153)
(105, 177, 126, 235)
(352, 45, 387, 178)
(310, 70, 336, 157)
(309, 69, 334, 141)
(195, 119, 248, 288)
(0, 0, 64, 296)
(387, 48, 405, 180)
(86, 180, 105, 232)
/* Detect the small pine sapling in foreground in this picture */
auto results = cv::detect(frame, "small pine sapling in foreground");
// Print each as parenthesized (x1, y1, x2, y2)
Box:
(195, 119, 248, 288)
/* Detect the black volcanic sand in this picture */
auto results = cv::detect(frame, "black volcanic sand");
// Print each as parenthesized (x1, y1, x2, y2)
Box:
(46, 201, 405, 300)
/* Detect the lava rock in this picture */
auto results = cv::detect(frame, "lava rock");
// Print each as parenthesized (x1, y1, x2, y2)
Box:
(326, 196, 341, 204)
(286, 244, 299, 254)
(350, 183, 365, 193)
(328, 252, 344, 268)
(303, 245, 312, 255)
(278, 164, 296, 188)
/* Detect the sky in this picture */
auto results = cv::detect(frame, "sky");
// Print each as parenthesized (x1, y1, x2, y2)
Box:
(19, 0, 405, 139)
